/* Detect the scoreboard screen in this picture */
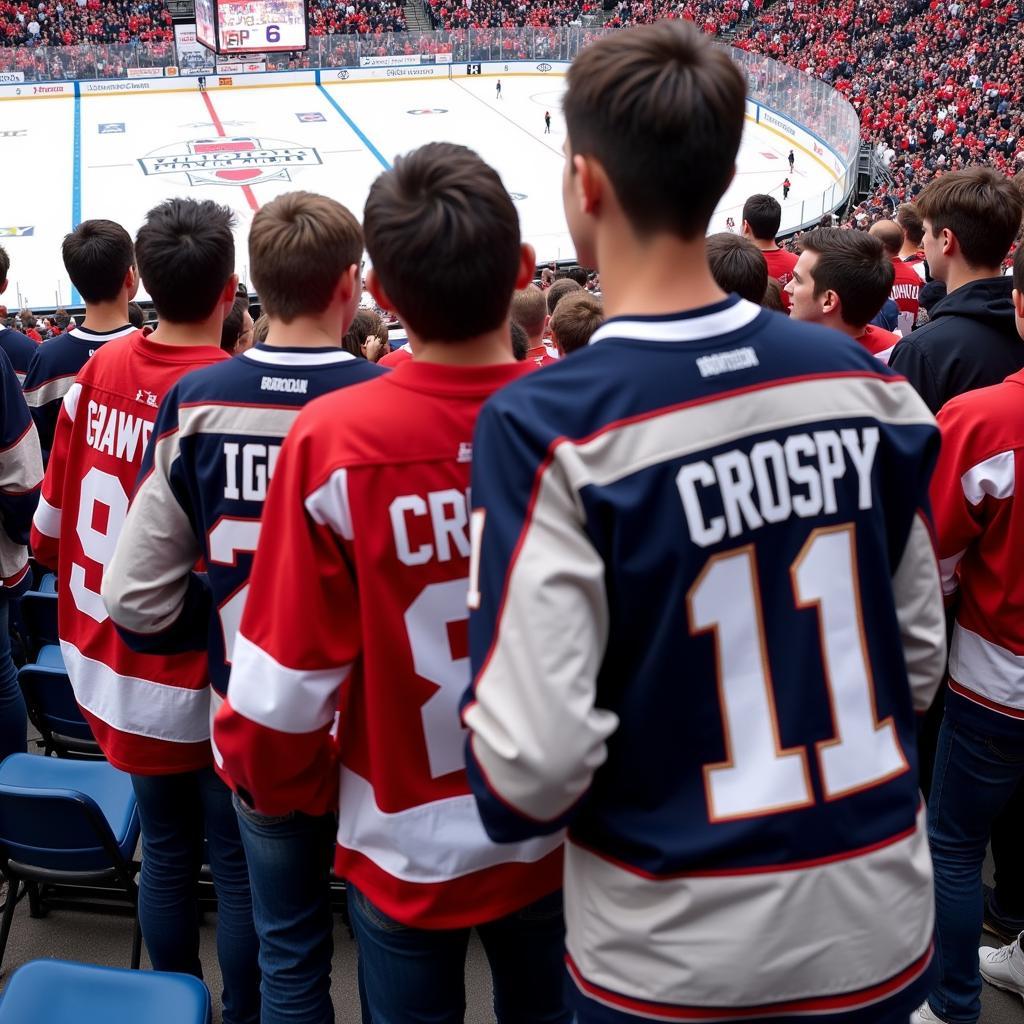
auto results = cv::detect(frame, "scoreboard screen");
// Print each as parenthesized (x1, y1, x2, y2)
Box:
(199, 0, 309, 54)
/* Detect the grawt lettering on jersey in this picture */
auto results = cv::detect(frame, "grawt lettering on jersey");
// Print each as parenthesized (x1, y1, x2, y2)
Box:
(390, 487, 472, 566)
(85, 400, 154, 462)
(260, 375, 308, 394)
(676, 426, 879, 547)
(224, 441, 281, 501)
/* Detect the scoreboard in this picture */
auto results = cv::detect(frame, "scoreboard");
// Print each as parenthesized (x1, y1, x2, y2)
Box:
(195, 0, 308, 54)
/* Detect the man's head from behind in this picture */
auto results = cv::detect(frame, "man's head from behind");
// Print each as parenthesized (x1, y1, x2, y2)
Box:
(0, 245, 9, 296)
(550, 291, 603, 356)
(916, 167, 1024, 282)
(249, 191, 363, 329)
(62, 219, 137, 307)
(1012, 245, 1024, 341)
(896, 204, 924, 249)
(741, 194, 782, 244)
(135, 198, 236, 325)
(364, 142, 533, 342)
(787, 228, 894, 333)
(868, 219, 904, 259)
(546, 277, 582, 316)
(562, 20, 745, 264)
(706, 232, 768, 303)
(510, 285, 548, 345)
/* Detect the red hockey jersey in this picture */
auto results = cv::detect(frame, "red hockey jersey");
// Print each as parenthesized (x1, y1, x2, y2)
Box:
(215, 358, 564, 929)
(30, 333, 228, 774)
(932, 368, 1024, 736)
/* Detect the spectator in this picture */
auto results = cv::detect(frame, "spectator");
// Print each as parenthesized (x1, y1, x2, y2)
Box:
(22, 219, 138, 461)
(215, 142, 567, 1024)
(549, 290, 602, 355)
(342, 307, 388, 361)
(0, 248, 37, 382)
(104, 190, 383, 1024)
(706, 231, 769, 303)
(897, 204, 929, 280)
(741, 194, 797, 310)
(510, 285, 557, 367)
(870, 218, 922, 328)
(127, 301, 146, 330)
(787, 228, 899, 360)
(889, 168, 1024, 414)
(762, 277, 786, 310)
(464, 21, 944, 1024)
(916, 242, 1024, 1024)
(251, 312, 270, 346)
(510, 317, 529, 360)
(0, 349, 40, 763)
(30, 198, 260, 1024)
(545, 277, 582, 316)
(219, 288, 254, 354)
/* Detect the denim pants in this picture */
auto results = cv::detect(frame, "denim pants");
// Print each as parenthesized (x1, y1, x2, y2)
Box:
(347, 883, 570, 1024)
(927, 716, 1024, 1023)
(0, 600, 27, 763)
(130, 767, 260, 1024)
(234, 796, 337, 1024)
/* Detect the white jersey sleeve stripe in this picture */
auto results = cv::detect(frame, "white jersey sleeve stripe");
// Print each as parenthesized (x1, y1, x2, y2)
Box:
(32, 494, 61, 539)
(961, 450, 1015, 505)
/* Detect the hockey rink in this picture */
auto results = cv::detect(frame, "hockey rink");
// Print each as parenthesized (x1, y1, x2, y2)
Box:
(0, 74, 841, 306)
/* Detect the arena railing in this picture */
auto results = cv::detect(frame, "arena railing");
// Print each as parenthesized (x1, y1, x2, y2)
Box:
(0, 27, 858, 235)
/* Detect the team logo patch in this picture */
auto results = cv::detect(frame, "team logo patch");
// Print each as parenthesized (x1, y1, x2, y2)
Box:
(138, 136, 322, 187)
(296, 112, 326, 123)
(536, 63, 552, 72)
(99, 122, 126, 134)
(407, 108, 448, 115)
(0, 226, 34, 237)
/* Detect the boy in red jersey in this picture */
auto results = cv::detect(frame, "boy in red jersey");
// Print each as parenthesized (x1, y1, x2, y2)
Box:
(31, 198, 259, 1024)
(215, 143, 568, 1023)
(742, 192, 797, 309)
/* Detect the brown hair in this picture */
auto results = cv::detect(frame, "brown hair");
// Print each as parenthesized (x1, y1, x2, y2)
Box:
(342, 308, 385, 358)
(896, 204, 924, 246)
(869, 220, 904, 257)
(761, 278, 785, 311)
(252, 313, 270, 345)
(550, 292, 603, 355)
(510, 285, 547, 341)
(564, 20, 746, 241)
(545, 277, 582, 316)
(706, 232, 768, 303)
(249, 191, 363, 324)
(364, 142, 521, 341)
(916, 168, 1024, 270)
(798, 228, 895, 329)
(220, 290, 251, 352)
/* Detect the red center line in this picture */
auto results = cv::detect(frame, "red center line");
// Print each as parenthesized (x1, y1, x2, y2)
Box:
(201, 88, 260, 213)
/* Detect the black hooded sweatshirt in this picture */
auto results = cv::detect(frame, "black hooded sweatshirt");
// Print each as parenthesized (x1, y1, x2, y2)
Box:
(889, 276, 1024, 413)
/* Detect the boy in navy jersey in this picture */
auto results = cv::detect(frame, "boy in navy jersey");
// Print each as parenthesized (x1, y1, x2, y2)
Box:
(23, 220, 139, 462)
(462, 22, 947, 1024)
(0, 246, 37, 383)
(104, 192, 381, 1024)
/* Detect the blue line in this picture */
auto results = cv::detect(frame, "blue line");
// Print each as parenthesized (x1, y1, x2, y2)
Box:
(70, 81, 82, 306)
(315, 70, 391, 171)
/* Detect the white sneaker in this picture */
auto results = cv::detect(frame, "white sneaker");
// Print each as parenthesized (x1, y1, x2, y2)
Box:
(910, 1001, 951, 1024)
(980, 937, 1024, 1000)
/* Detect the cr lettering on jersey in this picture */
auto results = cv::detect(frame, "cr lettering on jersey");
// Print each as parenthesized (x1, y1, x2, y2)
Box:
(676, 426, 879, 547)
(390, 488, 472, 567)
(224, 441, 281, 501)
(85, 401, 154, 462)
(261, 376, 308, 394)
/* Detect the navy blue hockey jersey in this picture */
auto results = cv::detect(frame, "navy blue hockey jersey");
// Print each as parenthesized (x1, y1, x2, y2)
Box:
(462, 295, 946, 1023)
(102, 345, 387, 737)
(0, 327, 37, 385)
(23, 324, 137, 461)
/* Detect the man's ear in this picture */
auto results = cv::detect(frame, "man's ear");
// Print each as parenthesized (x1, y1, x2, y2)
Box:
(514, 244, 536, 291)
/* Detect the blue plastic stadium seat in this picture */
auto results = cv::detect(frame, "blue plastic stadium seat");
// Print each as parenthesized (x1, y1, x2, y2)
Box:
(0, 960, 211, 1023)
(35, 644, 64, 669)
(17, 649, 101, 758)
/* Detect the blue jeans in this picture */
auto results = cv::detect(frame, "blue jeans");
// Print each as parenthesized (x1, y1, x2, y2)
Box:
(0, 600, 27, 763)
(927, 717, 1024, 1023)
(348, 884, 570, 1024)
(131, 767, 260, 1024)
(234, 796, 336, 1024)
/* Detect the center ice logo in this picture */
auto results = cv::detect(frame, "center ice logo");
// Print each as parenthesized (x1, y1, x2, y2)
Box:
(138, 136, 322, 187)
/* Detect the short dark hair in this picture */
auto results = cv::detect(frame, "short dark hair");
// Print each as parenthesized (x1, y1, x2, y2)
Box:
(135, 199, 235, 324)
(564, 266, 589, 286)
(896, 204, 924, 246)
(546, 278, 582, 316)
(564, 21, 746, 241)
(0, 245, 8, 285)
(364, 142, 521, 341)
(126, 302, 145, 329)
(220, 291, 250, 351)
(510, 319, 529, 360)
(916, 168, 1024, 270)
(706, 233, 768, 303)
(798, 228, 895, 329)
(342, 308, 385, 358)
(61, 219, 135, 304)
(742, 195, 782, 242)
